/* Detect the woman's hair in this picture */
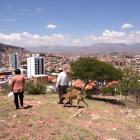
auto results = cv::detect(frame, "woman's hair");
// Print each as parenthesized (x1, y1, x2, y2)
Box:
(15, 69, 21, 75)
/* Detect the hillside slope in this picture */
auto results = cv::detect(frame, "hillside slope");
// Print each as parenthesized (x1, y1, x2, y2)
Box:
(0, 43, 24, 52)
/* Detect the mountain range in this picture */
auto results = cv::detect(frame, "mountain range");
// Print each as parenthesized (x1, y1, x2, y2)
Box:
(27, 43, 140, 56)
(1, 42, 140, 56)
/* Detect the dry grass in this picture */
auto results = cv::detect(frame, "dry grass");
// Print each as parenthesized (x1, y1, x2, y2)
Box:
(0, 93, 140, 140)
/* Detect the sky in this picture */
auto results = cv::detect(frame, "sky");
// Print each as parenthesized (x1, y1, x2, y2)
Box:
(0, 0, 140, 48)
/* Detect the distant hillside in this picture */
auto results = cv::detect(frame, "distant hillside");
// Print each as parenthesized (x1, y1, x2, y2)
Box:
(88, 43, 140, 51)
(0, 43, 25, 52)
(27, 43, 140, 56)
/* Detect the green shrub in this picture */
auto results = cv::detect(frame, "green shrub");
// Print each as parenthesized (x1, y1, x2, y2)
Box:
(85, 91, 92, 99)
(25, 80, 46, 95)
(0, 83, 10, 95)
(101, 84, 118, 96)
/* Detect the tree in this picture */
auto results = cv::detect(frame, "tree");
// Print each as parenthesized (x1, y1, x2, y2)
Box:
(119, 67, 140, 102)
(71, 57, 123, 94)
(101, 84, 119, 96)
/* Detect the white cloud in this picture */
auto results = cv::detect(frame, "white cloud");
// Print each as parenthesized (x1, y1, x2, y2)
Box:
(0, 32, 71, 47)
(0, 30, 140, 48)
(84, 30, 126, 43)
(72, 39, 81, 44)
(1, 18, 15, 22)
(102, 30, 125, 37)
(121, 23, 134, 29)
(84, 35, 97, 41)
(46, 24, 56, 29)
(35, 8, 43, 12)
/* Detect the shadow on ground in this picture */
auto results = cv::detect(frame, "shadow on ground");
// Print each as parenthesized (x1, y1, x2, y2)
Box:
(23, 105, 33, 109)
(87, 96, 125, 106)
(63, 105, 85, 108)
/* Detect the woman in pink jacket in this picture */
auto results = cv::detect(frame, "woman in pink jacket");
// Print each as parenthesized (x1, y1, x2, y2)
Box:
(11, 69, 25, 109)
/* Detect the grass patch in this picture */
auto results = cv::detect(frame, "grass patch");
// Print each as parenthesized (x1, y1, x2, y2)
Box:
(18, 136, 28, 140)
(125, 121, 140, 127)
(109, 130, 120, 135)
(48, 122, 97, 140)
(0, 98, 13, 120)
(0, 111, 9, 120)
(53, 134, 77, 140)
(134, 129, 140, 136)
(124, 100, 140, 108)
(64, 122, 97, 139)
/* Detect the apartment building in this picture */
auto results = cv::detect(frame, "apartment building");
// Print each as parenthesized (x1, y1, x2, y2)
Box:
(0, 51, 2, 68)
(27, 54, 45, 78)
(9, 53, 20, 69)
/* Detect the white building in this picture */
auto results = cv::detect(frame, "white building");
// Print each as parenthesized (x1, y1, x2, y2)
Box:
(9, 53, 20, 69)
(27, 54, 45, 78)
(20, 68, 27, 74)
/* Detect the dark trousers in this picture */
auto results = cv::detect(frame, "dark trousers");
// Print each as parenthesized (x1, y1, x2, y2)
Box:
(14, 92, 24, 109)
(58, 85, 67, 103)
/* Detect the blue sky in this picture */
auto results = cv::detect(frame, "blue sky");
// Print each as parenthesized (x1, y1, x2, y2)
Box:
(0, 0, 140, 48)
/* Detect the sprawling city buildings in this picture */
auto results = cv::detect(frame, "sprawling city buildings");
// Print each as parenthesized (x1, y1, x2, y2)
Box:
(1, 47, 140, 86)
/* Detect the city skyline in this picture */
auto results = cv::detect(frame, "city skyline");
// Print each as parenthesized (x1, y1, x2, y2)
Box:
(0, 0, 140, 48)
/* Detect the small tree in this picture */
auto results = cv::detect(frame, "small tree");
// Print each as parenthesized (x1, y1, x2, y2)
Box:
(101, 84, 119, 96)
(71, 57, 123, 95)
(119, 67, 140, 102)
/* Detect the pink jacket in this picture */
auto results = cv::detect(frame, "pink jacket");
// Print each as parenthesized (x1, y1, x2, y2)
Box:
(11, 75, 25, 93)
